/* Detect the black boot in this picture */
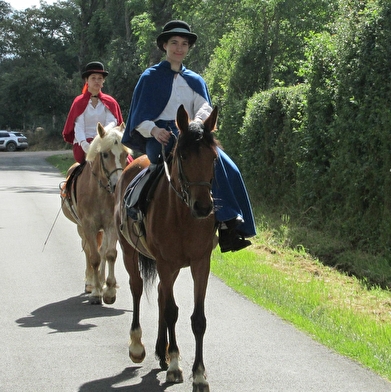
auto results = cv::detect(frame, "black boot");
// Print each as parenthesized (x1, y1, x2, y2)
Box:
(218, 218, 252, 253)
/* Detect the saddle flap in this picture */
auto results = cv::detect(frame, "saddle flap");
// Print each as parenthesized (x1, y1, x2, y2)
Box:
(124, 167, 149, 209)
(65, 161, 86, 200)
(124, 164, 164, 216)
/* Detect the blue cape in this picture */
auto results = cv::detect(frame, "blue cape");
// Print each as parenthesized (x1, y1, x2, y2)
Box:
(122, 61, 211, 152)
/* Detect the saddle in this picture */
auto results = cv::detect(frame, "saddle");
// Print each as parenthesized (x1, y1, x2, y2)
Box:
(124, 163, 164, 221)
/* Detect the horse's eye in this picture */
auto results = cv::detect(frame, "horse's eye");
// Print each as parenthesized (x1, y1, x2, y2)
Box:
(103, 152, 109, 159)
(180, 154, 187, 160)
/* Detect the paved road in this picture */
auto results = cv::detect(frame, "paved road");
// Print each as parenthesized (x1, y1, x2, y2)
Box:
(1, 151, 391, 392)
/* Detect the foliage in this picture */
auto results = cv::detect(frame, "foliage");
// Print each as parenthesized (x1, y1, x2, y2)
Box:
(240, 85, 308, 207)
(236, 0, 391, 259)
(204, 0, 337, 161)
(327, 0, 391, 253)
(2, 0, 391, 272)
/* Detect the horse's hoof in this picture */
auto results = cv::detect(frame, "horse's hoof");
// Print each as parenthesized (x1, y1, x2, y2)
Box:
(166, 369, 183, 383)
(103, 294, 116, 305)
(193, 383, 210, 392)
(89, 295, 102, 305)
(130, 350, 146, 363)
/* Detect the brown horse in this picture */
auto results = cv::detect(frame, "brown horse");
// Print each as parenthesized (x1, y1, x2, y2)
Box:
(114, 105, 218, 391)
(62, 122, 131, 305)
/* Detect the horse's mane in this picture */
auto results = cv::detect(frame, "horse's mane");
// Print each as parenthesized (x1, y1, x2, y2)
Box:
(86, 124, 131, 162)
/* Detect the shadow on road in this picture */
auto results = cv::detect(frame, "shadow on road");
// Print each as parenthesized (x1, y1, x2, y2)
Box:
(15, 293, 128, 333)
(78, 367, 169, 391)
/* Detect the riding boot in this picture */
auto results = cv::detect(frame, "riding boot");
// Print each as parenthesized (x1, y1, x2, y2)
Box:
(218, 218, 252, 253)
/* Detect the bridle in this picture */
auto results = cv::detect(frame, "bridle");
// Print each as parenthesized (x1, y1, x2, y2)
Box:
(162, 133, 213, 207)
(91, 152, 124, 194)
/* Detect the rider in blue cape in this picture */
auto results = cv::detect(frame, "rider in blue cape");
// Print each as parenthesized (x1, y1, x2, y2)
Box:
(122, 20, 256, 252)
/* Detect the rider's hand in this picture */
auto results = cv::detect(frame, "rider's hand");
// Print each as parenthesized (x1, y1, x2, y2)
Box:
(151, 126, 171, 145)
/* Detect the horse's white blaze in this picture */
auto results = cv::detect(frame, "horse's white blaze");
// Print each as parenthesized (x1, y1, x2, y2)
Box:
(108, 147, 123, 186)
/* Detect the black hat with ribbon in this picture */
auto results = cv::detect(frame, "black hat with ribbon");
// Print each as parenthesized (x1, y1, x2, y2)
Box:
(156, 20, 197, 51)
(81, 61, 109, 79)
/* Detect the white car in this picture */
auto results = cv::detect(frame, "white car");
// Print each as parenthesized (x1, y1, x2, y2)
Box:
(0, 131, 28, 151)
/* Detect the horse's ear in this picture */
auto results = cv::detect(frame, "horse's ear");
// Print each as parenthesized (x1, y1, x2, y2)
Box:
(97, 122, 105, 138)
(176, 104, 189, 133)
(119, 122, 126, 133)
(203, 106, 218, 133)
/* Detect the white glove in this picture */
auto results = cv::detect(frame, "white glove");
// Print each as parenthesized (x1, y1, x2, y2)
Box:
(80, 140, 90, 153)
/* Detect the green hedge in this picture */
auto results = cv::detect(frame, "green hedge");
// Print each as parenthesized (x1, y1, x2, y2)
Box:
(240, 85, 308, 209)
(240, 1, 391, 258)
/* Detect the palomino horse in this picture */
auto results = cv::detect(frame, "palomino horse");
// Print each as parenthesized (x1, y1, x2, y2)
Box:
(62, 122, 131, 305)
(114, 105, 218, 392)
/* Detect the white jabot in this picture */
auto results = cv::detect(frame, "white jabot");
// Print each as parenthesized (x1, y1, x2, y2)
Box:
(136, 74, 212, 138)
(74, 99, 117, 143)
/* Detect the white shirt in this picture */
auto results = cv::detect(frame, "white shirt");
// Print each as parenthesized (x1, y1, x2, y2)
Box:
(136, 74, 212, 138)
(74, 98, 117, 144)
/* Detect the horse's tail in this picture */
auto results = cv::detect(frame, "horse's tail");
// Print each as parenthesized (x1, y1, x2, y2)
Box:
(138, 254, 157, 287)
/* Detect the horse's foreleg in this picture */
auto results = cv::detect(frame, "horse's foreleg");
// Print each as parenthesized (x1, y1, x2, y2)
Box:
(102, 229, 117, 305)
(156, 272, 183, 383)
(190, 261, 210, 392)
(121, 239, 145, 363)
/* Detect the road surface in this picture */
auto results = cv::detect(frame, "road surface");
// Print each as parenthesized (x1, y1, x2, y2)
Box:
(1, 151, 390, 391)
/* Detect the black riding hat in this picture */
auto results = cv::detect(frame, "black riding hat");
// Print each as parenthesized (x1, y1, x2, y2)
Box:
(81, 61, 109, 79)
(156, 20, 197, 51)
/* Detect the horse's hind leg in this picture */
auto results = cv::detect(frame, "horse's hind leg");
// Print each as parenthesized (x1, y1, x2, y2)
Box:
(121, 239, 145, 363)
(155, 280, 169, 371)
(98, 230, 106, 287)
(190, 261, 210, 392)
(156, 270, 183, 383)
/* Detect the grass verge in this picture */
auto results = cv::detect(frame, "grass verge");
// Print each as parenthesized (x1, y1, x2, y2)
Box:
(46, 153, 74, 176)
(211, 212, 391, 381)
